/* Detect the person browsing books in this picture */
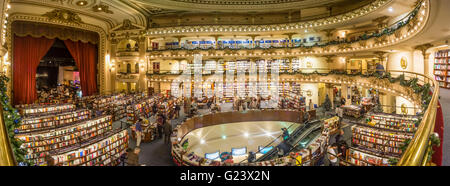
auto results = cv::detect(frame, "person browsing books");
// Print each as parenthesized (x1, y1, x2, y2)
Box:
(135, 119, 143, 147)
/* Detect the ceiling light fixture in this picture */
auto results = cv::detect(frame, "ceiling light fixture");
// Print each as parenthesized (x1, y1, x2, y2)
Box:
(388, 7, 393, 12)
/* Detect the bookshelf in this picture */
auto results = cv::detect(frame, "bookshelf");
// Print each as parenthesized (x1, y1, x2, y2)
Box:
(348, 147, 391, 166)
(351, 125, 413, 158)
(18, 109, 91, 133)
(127, 98, 153, 123)
(434, 49, 450, 88)
(16, 104, 76, 117)
(51, 129, 128, 166)
(17, 115, 113, 165)
(366, 113, 418, 133)
(323, 116, 339, 135)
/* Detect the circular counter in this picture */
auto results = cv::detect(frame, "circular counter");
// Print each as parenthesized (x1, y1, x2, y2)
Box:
(171, 109, 329, 166)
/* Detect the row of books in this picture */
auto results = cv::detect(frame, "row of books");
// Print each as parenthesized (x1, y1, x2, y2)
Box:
(434, 64, 448, 70)
(323, 116, 339, 135)
(17, 116, 112, 142)
(19, 109, 91, 133)
(348, 148, 391, 166)
(434, 59, 450, 64)
(51, 130, 128, 166)
(368, 114, 417, 133)
(126, 98, 154, 122)
(435, 50, 450, 58)
(436, 76, 446, 81)
(434, 70, 446, 76)
(352, 126, 412, 156)
(351, 125, 412, 141)
(17, 104, 76, 116)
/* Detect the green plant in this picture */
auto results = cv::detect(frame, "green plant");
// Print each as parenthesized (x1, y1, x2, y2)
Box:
(388, 158, 399, 166)
(0, 74, 28, 165)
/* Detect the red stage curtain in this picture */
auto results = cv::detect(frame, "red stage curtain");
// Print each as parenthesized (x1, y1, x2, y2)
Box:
(63, 40, 98, 96)
(13, 35, 55, 105)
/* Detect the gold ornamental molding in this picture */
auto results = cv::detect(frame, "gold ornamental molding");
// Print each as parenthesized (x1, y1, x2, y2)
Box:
(42, 9, 84, 25)
(147, 0, 430, 59)
(147, 0, 392, 36)
(6, 12, 108, 96)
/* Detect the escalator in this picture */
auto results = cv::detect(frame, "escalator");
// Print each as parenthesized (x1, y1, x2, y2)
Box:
(255, 120, 322, 162)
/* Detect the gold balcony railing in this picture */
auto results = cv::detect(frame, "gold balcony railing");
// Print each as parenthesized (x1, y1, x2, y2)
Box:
(392, 70, 439, 166)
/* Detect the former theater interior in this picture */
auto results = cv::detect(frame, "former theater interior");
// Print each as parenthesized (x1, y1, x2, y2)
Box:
(0, 0, 449, 168)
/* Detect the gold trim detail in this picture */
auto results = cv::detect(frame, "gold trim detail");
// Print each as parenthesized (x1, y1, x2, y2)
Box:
(42, 9, 84, 25)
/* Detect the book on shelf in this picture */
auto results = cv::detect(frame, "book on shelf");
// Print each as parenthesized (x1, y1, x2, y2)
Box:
(19, 109, 91, 133)
(51, 129, 129, 166)
(17, 104, 76, 116)
(17, 115, 113, 164)
(351, 125, 413, 156)
(366, 113, 418, 133)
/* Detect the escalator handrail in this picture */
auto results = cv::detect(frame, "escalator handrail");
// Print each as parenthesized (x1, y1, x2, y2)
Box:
(238, 122, 299, 164)
(253, 121, 316, 162)
(288, 124, 323, 152)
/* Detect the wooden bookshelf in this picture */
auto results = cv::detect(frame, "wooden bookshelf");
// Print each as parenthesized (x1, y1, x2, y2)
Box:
(16, 115, 113, 165)
(51, 129, 129, 166)
(351, 125, 413, 157)
(16, 103, 76, 117)
(366, 113, 418, 133)
(18, 109, 91, 133)
(434, 49, 450, 88)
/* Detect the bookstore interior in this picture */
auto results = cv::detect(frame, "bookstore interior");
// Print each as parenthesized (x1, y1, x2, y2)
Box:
(0, 0, 449, 167)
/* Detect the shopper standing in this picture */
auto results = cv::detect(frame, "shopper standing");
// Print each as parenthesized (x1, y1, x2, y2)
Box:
(127, 148, 140, 166)
(163, 119, 173, 144)
(308, 99, 314, 111)
(157, 114, 165, 139)
(135, 118, 143, 147)
(327, 145, 339, 166)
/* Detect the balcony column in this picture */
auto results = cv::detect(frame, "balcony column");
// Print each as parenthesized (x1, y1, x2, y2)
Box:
(138, 36, 147, 92)
(174, 35, 185, 49)
(341, 84, 349, 105)
(110, 39, 118, 93)
(210, 35, 222, 49)
(288, 57, 293, 73)
(321, 29, 335, 42)
(247, 34, 259, 48)
(284, 33, 296, 48)
(415, 43, 433, 77)
(374, 51, 387, 72)
(323, 55, 336, 73)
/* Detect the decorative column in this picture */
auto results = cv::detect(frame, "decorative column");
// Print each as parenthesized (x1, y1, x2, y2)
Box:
(321, 29, 335, 42)
(341, 84, 349, 105)
(323, 55, 335, 72)
(174, 35, 186, 49)
(287, 56, 294, 73)
(374, 51, 387, 71)
(415, 43, 433, 76)
(110, 38, 118, 93)
(138, 36, 147, 92)
(283, 33, 297, 47)
(247, 34, 259, 48)
(210, 34, 222, 49)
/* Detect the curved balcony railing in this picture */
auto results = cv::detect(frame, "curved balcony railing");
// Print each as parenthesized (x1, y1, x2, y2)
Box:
(148, 0, 424, 55)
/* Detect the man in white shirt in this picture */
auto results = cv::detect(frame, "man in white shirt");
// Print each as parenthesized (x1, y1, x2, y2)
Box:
(327, 145, 339, 166)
